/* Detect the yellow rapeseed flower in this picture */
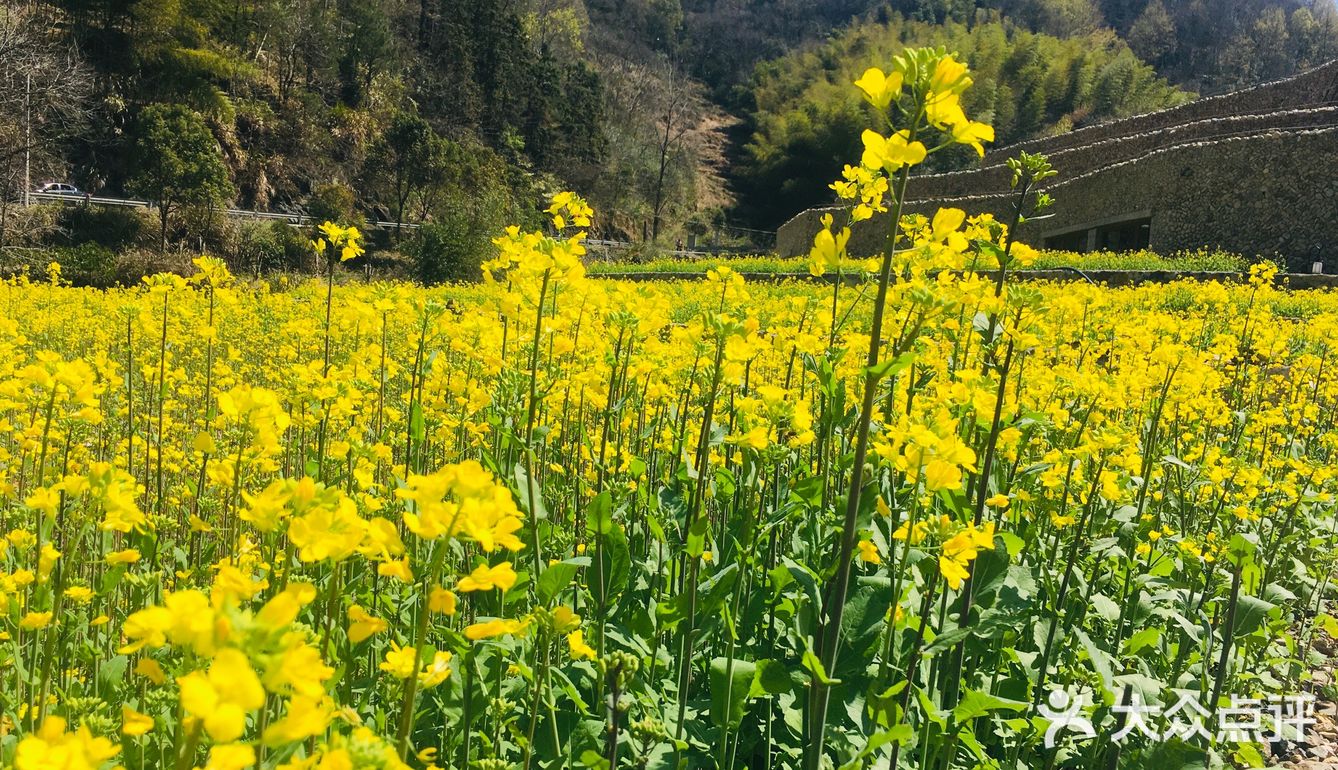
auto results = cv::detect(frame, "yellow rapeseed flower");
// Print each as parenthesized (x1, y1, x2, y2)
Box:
(567, 630, 597, 660)
(456, 561, 518, 593)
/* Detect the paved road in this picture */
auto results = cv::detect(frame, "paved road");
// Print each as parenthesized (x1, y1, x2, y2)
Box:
(28, 194, 763, 256)
(28, 192, 419, 230)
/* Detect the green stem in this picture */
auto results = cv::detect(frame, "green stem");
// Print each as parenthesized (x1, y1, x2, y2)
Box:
(807, 152, 915, 770)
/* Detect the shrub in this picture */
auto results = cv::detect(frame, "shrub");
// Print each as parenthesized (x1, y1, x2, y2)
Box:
(274, 222, 317, 271)
(177, 202, 235, 252)
(59, 204, 153, 250)
(408, 192, 507, 284)
(231, 220, 288, 276)
(4, 243, 119, 286)
(1, 203, 61, 247)
(229, 220, 317, 275)
(306, 182, 360, 227)
(409, 221, 487, 284)
(59, 242, 118, 279)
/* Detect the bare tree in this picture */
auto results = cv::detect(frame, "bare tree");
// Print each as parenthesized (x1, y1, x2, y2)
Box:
(585, 50, 730, 244)
(0, 5, 90, 246)
(649, 63, 699, 243)
(587, 52, 661, 231)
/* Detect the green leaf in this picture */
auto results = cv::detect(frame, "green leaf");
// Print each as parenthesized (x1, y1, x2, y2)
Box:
(537, 558, 590, 605)
(781, 558, 822, 611)
(1162, 454, 1193, 470)
(790, 475, 825, 507)
(1125, 627, 1162, 655)
(866, 351, 916, 380)
(1090, 593, 1120, 622)
(588, 491, 613, 535)
(838, 724, 913, 769)
(1148, 556, 1176, 577)
(696, 563, 740, 617)
(952, 689, 1028, 722)
(1242, 562, 1263, 595)
(885, 723, 914, 745)
(646, 512, 666, 543)
(1317, 612, 1338, 638)
(1226, 533, 1258, 567)
(1263, 581, 1297, 606)
(685, 516, 710, 558)
(714, 466, 736, 500)
(925, 626, 973, 654)
(802, 647, 839, 685)
(916, 688, 950, 727)
(97, 655, 128, 698)
(973, 311, 1002, 345)
(513, 463, 548, 521)
(972, 238, 1006, 263)
(657, 564, 738, 631)
(838, 579, 892, 671)
(768, 565, 795, 598)
(551, 669, 594, 715)
(1231, 595, 1276, 638)
(751, 659, 796, 697)
(579, 749, 610, 770)
(1113, 673, 1166, 707)
(1233, 743, 1267, 768)
(593, 523, 631, 604)
(957, 727, 989, 761)
(1075, 629, 1115, 698)
(99, 565, 127, 594)
(709, 657, 757, 729)
(409, 401, 425, 443)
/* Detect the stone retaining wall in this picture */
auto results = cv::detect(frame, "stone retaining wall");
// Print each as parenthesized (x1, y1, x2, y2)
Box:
(777, 60, 1338, 267)
(780, 127, 1338, 265)
(989, 59, 1338, 154)
(906, 106, 1338, 200)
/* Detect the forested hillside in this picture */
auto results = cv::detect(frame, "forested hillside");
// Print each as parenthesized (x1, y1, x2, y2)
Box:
(735, 16, 1193, 227)
(923, 0, 1338, 91)
(1, 0, 1336, 255)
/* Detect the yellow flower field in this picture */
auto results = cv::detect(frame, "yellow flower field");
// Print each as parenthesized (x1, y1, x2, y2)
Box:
(2, 47, 1336, 770)
(1, 248, 1335, 768)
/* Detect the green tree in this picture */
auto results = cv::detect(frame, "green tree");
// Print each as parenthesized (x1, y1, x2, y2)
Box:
(1128, 0, 1177, 66)
(337, 0, 394, 107)
(367, 111, 450, 236)
(1288, 5, 1338, 71)
(1249, 6, 1294, 81)
(126, 104, 233, 251)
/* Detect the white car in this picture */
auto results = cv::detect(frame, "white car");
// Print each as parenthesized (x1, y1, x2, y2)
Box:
(36, 182, 83, 196)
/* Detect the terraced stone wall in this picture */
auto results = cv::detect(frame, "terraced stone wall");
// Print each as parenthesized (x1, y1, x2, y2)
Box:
(777, 60, 1338, 268)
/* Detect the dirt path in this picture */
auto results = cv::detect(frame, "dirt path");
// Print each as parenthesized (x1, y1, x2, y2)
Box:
(1278, 662, 1338, 768)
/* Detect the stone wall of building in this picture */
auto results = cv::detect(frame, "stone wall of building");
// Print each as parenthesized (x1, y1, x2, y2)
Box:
(776, 60, 1338, 267)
